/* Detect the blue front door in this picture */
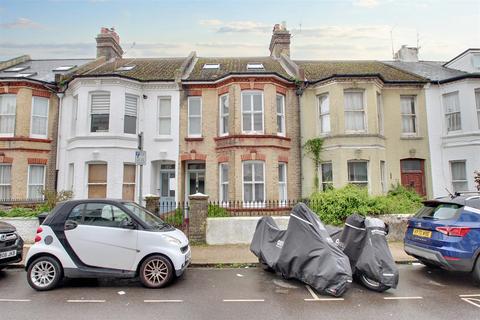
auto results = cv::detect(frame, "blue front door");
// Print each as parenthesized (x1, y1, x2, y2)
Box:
(159, 164, 176, 213)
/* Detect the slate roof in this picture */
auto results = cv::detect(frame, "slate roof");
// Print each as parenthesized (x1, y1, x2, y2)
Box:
(383, 60, 468, 81)
(185, 57, 292, 81)
(79, 58, 187, 81)
(294, 60, 426, 83)
(0, 59, 93, 83)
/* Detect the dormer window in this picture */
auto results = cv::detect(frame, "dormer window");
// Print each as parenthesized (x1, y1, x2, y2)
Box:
(247, 63, 264, 70)
(53, 65, 76, 72)
(116, 65, 136, 72)
(14, 73, 36, 77)
(203, 63, 220, 70)
(4, 66, 28, 72)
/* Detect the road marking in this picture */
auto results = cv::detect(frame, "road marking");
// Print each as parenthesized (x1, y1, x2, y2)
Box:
(0, 299, 31, 302)
(461, 298, 480, 308)
(304, 285, 344, 301)
(383, 297, 423, 300)
(223, 299, 265, 302)
(67, 299, 106, 303)
(459, 294, 480, 297)
(144, 300, 183, 303)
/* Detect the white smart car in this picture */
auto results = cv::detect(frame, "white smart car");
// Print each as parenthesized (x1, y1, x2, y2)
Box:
(25, 199, 190, 291)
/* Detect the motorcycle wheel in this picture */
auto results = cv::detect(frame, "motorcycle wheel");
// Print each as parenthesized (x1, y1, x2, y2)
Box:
(358, 273, 391, 292)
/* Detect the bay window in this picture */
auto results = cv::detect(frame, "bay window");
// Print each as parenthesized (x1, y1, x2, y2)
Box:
(0, 94, 16, 136)
(344, 90, 366, 132)
(276, 94, 285, 136)
(243, 161, 265, 204)
(219, 163, 229, 203)
(124, 94, 138, 134)
(348, 160, 368, 188)
(122, 164, 136, 201)
(476, 89, 480, 129)
(278, 162, 287, 202)
(90, 92, 110, 132)
(321, 162, 333, 191)
(88, 163, 107, 198)
(242, 91, 263, 134)
(219, 94, 229, 136)
(318, 94, 330, 134)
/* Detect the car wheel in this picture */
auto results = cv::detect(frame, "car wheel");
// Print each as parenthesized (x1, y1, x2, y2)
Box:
(27, 256, 63, 291)
(473, 256, 480, 285)
(139, 255, 174, 289)
(358, 273, 391, 292)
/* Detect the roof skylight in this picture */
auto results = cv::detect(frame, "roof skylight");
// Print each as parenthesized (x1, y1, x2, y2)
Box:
(203, 63, 220, 69)
(116, 65, 136, 71)
(53, 65, 76, 72)
(4, 66, 29, 72)
(14, 73, 37, 78)
(247, 63, 264, 70)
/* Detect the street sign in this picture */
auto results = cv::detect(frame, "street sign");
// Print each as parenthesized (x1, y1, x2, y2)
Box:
(135, 150, 146, 166)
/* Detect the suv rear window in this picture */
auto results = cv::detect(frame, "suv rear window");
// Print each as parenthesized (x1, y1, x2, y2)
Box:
(414, 203, 462, 220)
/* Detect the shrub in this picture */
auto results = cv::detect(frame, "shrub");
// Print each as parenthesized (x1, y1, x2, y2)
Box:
(163, 209, 184, 226)
(208, 204, 229, 218)
(0, 190, 74, 218)
(308, 184, 423, 225)
(0, 207, 39, 218)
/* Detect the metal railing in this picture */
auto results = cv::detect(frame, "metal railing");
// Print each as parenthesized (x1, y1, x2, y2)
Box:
(208, 200, 300, 217)
(156, 201, 190, 235)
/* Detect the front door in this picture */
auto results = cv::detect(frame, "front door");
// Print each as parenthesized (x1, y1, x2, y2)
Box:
(400, 159, 426, 196)
(186, 163, 205, 196)
(64, 202, 138, 271)
(159, 164, 176, 213)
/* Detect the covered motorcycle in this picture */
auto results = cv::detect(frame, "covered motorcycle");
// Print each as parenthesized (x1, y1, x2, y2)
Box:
(329, 214, 399, 292)
(250, 203, 352, 297)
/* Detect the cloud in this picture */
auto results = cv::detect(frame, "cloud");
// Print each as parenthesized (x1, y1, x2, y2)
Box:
(292, 25, 392, 40)
(0, 18, 44, 30)
(352, 0, 380, 8)
(199, 19, 271, 33)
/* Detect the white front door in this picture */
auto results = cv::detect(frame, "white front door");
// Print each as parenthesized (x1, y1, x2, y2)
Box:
(159, 164, 176, 213)
(64, 202, 138, 271)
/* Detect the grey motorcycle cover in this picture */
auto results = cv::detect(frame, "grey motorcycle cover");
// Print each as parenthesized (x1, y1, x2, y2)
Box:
(250, 203, 352, 297)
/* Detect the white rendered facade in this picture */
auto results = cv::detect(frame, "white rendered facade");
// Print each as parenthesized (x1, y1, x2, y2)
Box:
(57, 77, 180, 203)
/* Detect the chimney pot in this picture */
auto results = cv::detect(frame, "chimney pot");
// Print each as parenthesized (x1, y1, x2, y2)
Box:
(269, 22, 291, 58)
(96, 27, 123, 60)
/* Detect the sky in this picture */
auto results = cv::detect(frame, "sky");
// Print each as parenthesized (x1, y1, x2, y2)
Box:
(0, 0, 479, 62)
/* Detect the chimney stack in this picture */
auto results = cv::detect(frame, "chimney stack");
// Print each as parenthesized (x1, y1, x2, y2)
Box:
(96, 27, 123, 60)
(394, 45, 419, 62)
(269, 22, 291, 58)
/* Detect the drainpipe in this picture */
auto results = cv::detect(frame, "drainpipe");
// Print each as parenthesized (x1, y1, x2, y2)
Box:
(296, 80, 307, 198)
(55, 92, 64, 191)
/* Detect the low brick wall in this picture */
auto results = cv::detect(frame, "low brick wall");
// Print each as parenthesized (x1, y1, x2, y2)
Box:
(206, 214, 411, 245)
(0, 217, 39, 243)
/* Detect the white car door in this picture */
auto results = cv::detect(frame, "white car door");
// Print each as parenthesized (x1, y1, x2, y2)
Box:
(64, 202, 138, 271)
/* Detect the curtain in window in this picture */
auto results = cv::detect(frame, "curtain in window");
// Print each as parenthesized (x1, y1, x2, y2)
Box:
(321, 162, 333, 191)
(348, 161, 368, 185)
(0, 95, 16, 135)
(0, 165, 11, 200)
(401, 96, 416, 133)
(344, 91, 365, 131)
(31, 97, 48, 136)
(319, 95, 330, 133)
(451, 161, 467, 192)
(28, 165, 45, 199)
(443, 92, 461, 131)
(220, 95, 229, 135)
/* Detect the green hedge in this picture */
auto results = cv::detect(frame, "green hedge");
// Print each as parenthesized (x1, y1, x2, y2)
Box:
(207, 204, 229, 218)
(0, 204, 50, 218)
(308, 184, 423, 225)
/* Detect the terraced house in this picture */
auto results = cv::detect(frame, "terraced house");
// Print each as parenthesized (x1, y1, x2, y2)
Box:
(296, 58, 432, 197)
(178, 24, 301, 205)
(0, 55, 91, 200)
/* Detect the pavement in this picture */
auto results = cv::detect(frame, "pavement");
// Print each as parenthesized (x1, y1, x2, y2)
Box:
(1, 265, 479, 320)
(18, 242, 414, 267)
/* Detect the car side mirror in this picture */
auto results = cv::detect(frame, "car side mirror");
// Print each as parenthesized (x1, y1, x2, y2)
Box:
(121, 218, 136, 229)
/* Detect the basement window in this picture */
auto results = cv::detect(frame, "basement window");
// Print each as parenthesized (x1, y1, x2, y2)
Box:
(116, 65, 136, 72)
(247, 63, 264, 70)
(4, 66, 29, 72)
(203, 63, 220, 69)
(53, 65, 76, 72)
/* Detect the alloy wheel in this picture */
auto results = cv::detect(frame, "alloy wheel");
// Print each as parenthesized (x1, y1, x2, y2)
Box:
(30, 260, 56, 288)
(143, 258, 169, 286)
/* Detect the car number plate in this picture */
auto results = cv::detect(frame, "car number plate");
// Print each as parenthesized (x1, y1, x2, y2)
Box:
(413, 228, 432, 238)
(0, 250, 17, 260)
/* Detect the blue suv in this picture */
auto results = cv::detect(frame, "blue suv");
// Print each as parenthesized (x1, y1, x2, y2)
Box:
(404, 193, 480, 283)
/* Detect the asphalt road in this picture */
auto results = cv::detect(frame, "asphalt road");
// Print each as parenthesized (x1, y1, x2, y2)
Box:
(0, 264, 479, 320)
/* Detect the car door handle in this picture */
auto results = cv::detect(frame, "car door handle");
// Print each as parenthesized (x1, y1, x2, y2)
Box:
(64, 220, 78, 230)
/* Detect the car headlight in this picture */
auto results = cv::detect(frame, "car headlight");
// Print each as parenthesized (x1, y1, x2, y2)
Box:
(163, 235, 182, 246)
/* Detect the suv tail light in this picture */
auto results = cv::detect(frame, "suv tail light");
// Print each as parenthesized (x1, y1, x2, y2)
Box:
(435, 226, 470, 237)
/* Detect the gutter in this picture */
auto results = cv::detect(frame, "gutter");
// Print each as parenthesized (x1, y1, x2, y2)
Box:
(307, 74, 427, 86)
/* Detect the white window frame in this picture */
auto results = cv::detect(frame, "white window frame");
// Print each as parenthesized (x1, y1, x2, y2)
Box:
(400, 95, 417, 136)
(276, 94, 286, 136)
(344, 89, 366, 133)
(380, 160, 387, 194)
(67, 163, 74, 192)
(475, 89, 480, 129)
(377, 92, 384, 135)
(317, 93, 330, 135)
(450, 160, 468, 193)
(320, 161, 333, 191)
(30, 96, 49, 139)
(27, 164, 46, 200)
(71, 95, 78, 137)
(242, 160, 265, 207)
(0, 94, 16, 137)
(219, 163, 229, 204)
(158, 96, 172, 137)
(219, 94, 229, 136)
(89, 91, 111, 134)
(0, 164, 12, 200)
(278, 162, 287, 204)
(347, 160, 369, 188)
(188, 96, 202, 138)
(241, 91, 264, 134)
(124, 93, 138, 135)
(443, 91, 461, 133)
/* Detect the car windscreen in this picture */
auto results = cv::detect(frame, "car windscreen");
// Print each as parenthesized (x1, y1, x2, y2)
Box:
(123, 202, 167, 229)
(414, 203, 462, 220)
